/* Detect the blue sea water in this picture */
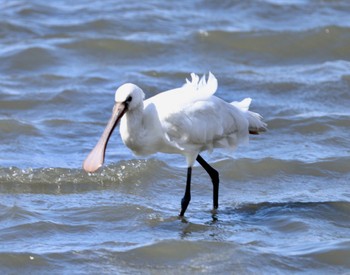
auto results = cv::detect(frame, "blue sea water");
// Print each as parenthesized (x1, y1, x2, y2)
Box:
(1, 0, 350, 274)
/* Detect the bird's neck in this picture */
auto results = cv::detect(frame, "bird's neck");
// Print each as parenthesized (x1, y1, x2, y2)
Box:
(125, 107, 143, 132)
(120, 105, 146, 151)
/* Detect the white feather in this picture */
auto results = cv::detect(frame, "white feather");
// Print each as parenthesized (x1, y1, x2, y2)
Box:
(118, 72, 266, 166)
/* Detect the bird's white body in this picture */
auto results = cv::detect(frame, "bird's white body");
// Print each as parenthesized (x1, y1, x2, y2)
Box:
(83, 72, 266, 215)
(117, 73, 266, 166)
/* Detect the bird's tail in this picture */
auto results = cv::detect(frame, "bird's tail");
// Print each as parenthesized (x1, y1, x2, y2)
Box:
(231, 98, 267, 135)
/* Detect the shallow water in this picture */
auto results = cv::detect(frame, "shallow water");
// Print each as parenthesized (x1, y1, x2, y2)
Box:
(1, 0, 350, 274)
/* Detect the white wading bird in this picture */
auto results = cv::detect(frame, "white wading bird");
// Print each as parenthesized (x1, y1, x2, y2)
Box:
(83, 72, 266, 216)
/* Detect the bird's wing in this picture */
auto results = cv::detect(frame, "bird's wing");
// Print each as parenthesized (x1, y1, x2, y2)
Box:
(142, 72, 220, 153)
(160, 96, 250, 153)
(143, 73, 262, 155)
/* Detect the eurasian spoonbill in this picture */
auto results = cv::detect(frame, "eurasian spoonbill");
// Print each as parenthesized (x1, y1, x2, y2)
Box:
(83, 72, 266, 216)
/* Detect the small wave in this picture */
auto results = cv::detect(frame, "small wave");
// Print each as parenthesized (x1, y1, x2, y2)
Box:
(231, 200, 350, 217)
(47, 88, 83, 105)
(0, 119, 40, 138)
(231, 201, 350, 268)
(0, 21, 36, 38)
(50, 18, 119, 33)
(0, 98, 47, 111)
(197, 26, 350, 64)
(115, 239, 235, 271)
(220, 201, 350, 250)
(0, 159, 167, 194)
(58, 38, 167, 60)
(234, 60, 350, 85)
(0, 204, 41, 222)
(302, 240, 350, 268)
(2, 46, 59, 72)
(268, 114, 350, 133)
(1, 156, 348, 194)
(0, 252, 52, 272)
(217, 156, 350, 180)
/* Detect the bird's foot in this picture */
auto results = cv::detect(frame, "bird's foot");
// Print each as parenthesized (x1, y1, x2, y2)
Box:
(179, 196, 191, 217)
(211, 206, 218, 215)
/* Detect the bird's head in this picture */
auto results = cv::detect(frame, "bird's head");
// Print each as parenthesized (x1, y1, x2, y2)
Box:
(115, 83, 145, 111)
(82, 83, 145, 173)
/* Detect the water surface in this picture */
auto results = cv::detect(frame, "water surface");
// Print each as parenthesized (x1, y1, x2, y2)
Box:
(1, 0, 350, 274)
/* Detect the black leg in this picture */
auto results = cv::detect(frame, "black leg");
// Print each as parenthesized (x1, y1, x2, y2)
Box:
(179, 167, 192, 216)
(196, 154, 219, 209)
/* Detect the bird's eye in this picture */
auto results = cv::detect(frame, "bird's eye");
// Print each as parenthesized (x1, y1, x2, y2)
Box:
(126, 96, 132, 103)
